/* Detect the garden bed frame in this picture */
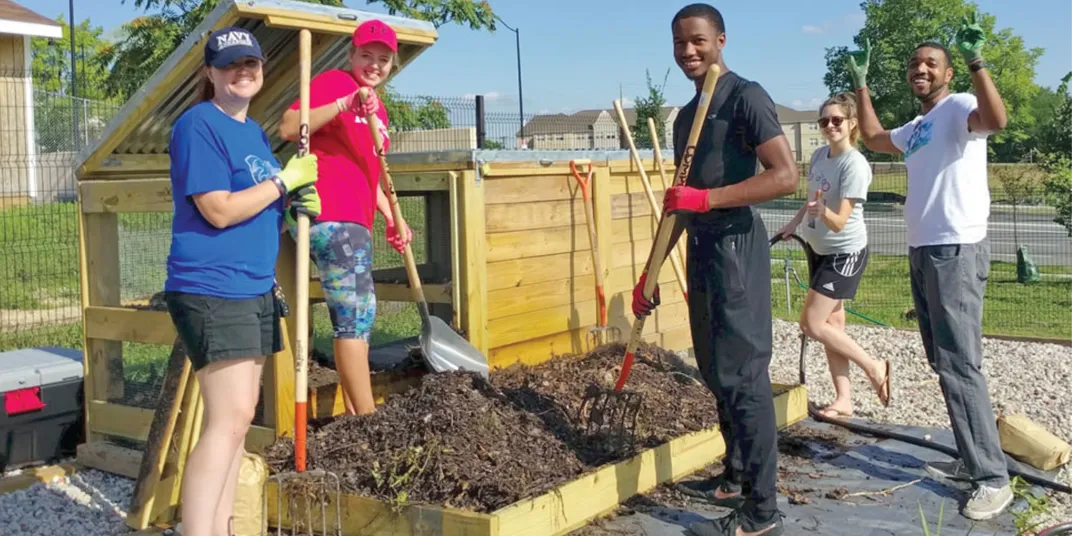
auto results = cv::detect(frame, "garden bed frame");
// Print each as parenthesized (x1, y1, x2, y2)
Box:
(264, 384, 808, 536)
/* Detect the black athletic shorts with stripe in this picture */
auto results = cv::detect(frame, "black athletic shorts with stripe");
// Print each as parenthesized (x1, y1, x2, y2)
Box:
(804, 245, 869, 300)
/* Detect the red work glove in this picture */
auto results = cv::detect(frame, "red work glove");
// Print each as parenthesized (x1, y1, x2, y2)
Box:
(385, 218, 412, 253)
(631, 273, 660, 318)
(336, 89, 380, 118)
(663, 185, 711, 214)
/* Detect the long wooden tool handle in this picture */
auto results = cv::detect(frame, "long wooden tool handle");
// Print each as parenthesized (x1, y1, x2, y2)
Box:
(612, 99, 688, 302)
(615, 66, 720, 391)
(647, 116, 688, 269)
(573, 162, 606, 327)
(294, 28, 312, 473)
(359, 87, 429, 310)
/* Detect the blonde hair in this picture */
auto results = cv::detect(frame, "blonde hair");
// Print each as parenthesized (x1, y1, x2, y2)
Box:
(820, 92, 860, 146)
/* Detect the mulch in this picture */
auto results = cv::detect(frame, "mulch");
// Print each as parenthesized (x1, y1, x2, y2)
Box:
(263, 341, 726, 513)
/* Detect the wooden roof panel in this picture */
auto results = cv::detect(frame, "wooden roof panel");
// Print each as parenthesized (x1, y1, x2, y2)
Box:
(75, 0, 438, 178)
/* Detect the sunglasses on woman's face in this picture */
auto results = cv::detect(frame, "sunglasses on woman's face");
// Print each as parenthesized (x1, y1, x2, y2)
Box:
(818, 116, 846, 128)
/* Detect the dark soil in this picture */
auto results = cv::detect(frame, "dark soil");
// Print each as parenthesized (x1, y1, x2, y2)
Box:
(263, 341, 724, 513)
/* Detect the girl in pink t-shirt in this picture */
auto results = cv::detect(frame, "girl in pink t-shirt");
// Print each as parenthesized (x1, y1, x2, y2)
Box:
(279, 19, 411, 416)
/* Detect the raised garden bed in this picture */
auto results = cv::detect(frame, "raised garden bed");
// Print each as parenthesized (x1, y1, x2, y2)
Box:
(262, 342, 807, 536)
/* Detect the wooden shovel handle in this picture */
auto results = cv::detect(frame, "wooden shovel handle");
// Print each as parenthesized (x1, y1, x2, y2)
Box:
(358, 87, 427, 307)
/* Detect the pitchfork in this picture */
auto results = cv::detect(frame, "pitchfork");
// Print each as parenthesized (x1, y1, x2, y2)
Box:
(577, 67, 722, 448)
(263, 28, 341, 536)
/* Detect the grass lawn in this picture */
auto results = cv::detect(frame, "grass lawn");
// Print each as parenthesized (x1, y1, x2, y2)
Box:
(769, 249, 1072, 340)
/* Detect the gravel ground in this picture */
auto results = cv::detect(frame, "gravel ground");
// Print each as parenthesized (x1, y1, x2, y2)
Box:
(766, 317, 1072, 532)
(0, 318, 1067, 533)
(0, 467, 134, 535)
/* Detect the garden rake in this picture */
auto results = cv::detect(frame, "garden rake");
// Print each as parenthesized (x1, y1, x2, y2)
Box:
(570, 158, 621, 348)
(264, 28, 342, 536)
(578, 67, 721, 447)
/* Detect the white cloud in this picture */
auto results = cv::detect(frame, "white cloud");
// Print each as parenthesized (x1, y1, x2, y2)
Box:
(791, 99, 804, 108)
(801, 25, 825, 35)
(621, 98, 636, 108)
(808, 97, 825, 108)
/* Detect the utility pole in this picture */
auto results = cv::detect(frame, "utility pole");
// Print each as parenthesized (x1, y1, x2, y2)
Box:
(496, 16, 524, 145)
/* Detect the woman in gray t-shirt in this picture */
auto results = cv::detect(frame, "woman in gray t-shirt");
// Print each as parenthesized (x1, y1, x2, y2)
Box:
(778, 92, 891, 419)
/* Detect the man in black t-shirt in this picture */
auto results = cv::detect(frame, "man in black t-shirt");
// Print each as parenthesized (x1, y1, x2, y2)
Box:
(631, 4, 799, 536)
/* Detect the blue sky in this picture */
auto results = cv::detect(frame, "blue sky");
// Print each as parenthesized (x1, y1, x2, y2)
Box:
(30, 0, 1072, 115)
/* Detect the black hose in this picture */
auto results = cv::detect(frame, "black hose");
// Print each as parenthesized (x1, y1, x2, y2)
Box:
(768, 233, 1072, 496)
(1039, 521, 1072, 535)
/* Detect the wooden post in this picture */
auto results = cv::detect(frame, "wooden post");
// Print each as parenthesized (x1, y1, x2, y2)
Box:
(458, 169, 488, 358)
(265, 232, 298, 438)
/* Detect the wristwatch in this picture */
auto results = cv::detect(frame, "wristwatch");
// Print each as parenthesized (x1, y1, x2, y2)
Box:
(969, 60, 987, 73)
(270, 176, 287, 196)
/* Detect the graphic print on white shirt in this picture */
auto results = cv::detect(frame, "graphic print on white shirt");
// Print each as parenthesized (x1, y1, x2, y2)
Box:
(890, 93, 990, 248)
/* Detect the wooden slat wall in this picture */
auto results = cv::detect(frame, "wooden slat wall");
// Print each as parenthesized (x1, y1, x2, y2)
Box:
(485, 158, 693, 369)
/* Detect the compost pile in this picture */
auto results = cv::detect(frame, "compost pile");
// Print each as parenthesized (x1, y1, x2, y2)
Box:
(264, 342, 721, 513)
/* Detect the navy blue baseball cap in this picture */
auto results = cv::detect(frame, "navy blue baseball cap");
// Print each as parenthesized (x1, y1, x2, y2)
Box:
(204, 26, 265, 68)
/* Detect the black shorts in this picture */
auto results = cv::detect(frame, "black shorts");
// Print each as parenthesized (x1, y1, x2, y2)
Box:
(164, 290, 283, 371)
(804, 245, 869, 300)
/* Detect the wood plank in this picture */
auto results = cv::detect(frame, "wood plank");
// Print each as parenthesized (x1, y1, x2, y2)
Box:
(486, 225, 590, 263)
(490, 384, 806, 536)
(79, 173, 446, 213)
(458, 170, 489, 356)
(608, 172, 674, 197)
(77, 441, 142, 479)
(488, 327, 596, 370)
(487, 274, 597, 321)
(611, 192, 664, 220)
(235, 4, 440, 41)
(483, 175, 581, 205)
(266, 481, 498, 536)
(307, 370, 424, 419)
(488, 299, 598, 349)
(84, 307, 175, 345)
(485, 198, 586, 233)
(607, 158, 674, 175)
(268, 234, 299, 437)
(486, 250, 595, 292)
(0, 463, 80, 495)
(81, 213, 124, 403)
(80, 178, 172, 213)
(92, 154, 170, 175)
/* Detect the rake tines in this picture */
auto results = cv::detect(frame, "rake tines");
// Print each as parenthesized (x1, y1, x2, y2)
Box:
(264, 469, 342, 536)
(577, 384, 643, 449)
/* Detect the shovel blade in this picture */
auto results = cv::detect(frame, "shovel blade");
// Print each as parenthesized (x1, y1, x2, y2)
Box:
(420, 315, 490, 379)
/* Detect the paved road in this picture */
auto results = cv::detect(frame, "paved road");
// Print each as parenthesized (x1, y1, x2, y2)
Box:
(757, 204, 1072, 268)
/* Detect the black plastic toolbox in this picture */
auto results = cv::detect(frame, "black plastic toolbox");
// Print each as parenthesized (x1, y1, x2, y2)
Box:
(0, 346, 85, 472)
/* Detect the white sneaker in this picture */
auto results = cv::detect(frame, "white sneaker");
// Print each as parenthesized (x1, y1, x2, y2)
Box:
(962, 484, 1013, 521)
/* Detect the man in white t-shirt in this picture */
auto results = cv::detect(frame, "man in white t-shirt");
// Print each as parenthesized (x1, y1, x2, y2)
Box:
(843, 12, 1013, 522)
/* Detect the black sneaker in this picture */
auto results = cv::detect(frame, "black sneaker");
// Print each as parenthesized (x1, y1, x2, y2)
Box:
(686, 510, 785, 536)
(674, 473, 746, 509)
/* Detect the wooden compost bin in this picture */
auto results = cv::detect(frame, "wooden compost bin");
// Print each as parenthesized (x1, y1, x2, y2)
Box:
(265, 149, 810, 535)
(69, 0, 445, 524)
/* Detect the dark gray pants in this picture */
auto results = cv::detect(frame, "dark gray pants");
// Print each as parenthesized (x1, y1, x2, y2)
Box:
(908, 239, 1009, 487)
(686, 212, 780, 529)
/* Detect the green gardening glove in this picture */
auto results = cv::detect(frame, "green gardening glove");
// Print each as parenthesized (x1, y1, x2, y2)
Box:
(955, 10, 985, 64)
(275, 153, 318, 193)
(285, 185, 321, 228)
(845, 38, 870, 89)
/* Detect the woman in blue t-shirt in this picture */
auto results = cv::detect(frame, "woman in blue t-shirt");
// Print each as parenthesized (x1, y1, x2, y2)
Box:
(778, 92, 891, 419)
(164, 27, 319, 536)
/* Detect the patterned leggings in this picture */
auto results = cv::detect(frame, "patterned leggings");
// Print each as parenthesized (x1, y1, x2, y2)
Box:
(289, 221, 376, 342)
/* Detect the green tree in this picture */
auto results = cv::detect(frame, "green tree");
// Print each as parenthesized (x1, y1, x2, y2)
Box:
(105, 0, 496, 101)
(379, 89, 451, 131)
(631, 68, 670, 150)
(823, 0, 1044, 162)
(29, 15, 120, 152)
(1034, 72, 1072, 236)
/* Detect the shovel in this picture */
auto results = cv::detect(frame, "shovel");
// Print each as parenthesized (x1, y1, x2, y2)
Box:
(357, 88, 489, 380)
(570, 158, 620, 348)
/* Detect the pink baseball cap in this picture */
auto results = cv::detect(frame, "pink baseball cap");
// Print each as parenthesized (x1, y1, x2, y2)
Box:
(352, 19, 397, 53)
